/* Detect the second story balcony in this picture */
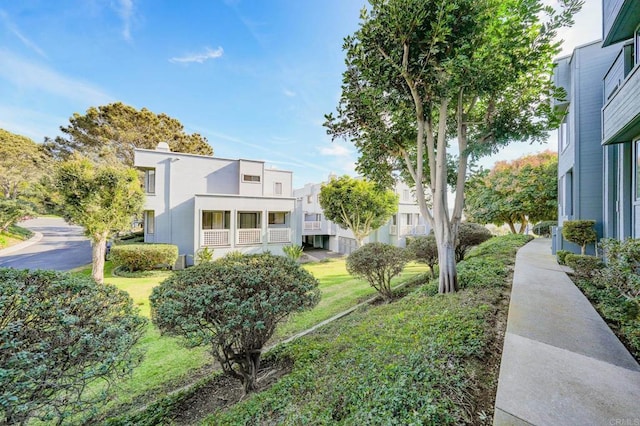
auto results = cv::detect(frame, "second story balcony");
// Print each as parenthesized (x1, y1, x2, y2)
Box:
(602, 42, 640, 145)
(603, 0, 640, 47)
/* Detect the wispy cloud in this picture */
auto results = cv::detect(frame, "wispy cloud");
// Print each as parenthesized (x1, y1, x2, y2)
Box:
(0, 48, 112, 105)
(319, 143, 352, 157)
(114, 0, 134, 41)
(169, 47, 224, 64)
(0, 10, 47, 58)
(283, 88, 296, 97)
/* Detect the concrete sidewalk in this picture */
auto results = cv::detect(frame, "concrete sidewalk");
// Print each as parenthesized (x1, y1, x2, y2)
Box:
(494, 238, 640, 425)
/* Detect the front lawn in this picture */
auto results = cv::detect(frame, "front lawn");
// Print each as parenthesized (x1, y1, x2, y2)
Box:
(81, 257, 429, 421)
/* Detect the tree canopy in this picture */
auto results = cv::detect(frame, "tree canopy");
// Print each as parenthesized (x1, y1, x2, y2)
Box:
(465, 151, 558, 233)
(54, 156, 144, 283)
(0, 129, 49, 200)
(319, 175, 398, 247)
(325, 0, 580, 292)
(45, 102, 213, 166)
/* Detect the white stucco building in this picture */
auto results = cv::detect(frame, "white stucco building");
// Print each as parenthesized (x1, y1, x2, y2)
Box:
(134, 143, 298, 265)
(294, 176, 430, 255)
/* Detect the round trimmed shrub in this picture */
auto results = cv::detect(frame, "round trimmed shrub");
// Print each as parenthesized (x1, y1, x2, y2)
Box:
(150, 252, 320, 393)
(407, 235, 438, 278)
(110, 243, 179, 272)
(562, 220, 596, 255)
(346, 242, 409, 301)
(0, 268, 146, 425)
(456, 222, 493, 263)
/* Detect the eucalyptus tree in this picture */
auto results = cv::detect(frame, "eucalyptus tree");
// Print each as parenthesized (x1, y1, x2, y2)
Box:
(325, 0, 581, 292)
(45, 102, 212, 166)
(0, 129, 49, 200)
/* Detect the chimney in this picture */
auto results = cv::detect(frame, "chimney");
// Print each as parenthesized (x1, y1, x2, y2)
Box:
(156, 141, 170, 152)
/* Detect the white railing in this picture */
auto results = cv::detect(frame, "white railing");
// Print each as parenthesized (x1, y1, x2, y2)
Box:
(237, 228, 262, 245)
(399, 225, 414, 235)
(268, 228, 291, 243)
(201, 229, 230, 246)
(389, 225, 397, 235)
(303, 221, 322, 230)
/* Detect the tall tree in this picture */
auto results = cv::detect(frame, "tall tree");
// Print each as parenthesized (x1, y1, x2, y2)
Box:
(54, 156, 144, 283)
(325, 0, 581, 293)
(465, 151, 558, 233)
(0, 129, 49, 199)
(44, 102, 213, 166)
(319, 175, 398, 247)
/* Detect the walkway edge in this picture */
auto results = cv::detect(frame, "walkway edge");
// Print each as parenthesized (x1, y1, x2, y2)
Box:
(0, 231, 43, 257)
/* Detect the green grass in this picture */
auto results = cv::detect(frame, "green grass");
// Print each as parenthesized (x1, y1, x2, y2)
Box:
(275, 260, 429, 340)
(0, 224, 34, 249)
(77, 257, 427, 420)
(203, 235, 529, 425)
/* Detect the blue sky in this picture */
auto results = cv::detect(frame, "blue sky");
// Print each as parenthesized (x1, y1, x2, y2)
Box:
(0, 0, 600, 187)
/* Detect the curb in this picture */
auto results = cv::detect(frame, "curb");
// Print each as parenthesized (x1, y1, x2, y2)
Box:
(0, 231, 43, 257)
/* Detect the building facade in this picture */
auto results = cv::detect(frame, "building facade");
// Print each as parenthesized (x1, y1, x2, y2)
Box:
(553, 40, 621, 253)
(601, 0, 640, 240)
(134, 143, 298, 265)
(294, 177, 430, 255)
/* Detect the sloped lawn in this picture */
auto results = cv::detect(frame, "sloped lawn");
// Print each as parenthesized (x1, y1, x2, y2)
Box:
(78, 258, 428, 422)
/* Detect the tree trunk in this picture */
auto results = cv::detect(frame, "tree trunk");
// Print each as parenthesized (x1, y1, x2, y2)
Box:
(92, 233, 107, 284)
(241, 350, 261, 393)
(581, 244, 586, 256)
(507, 221, 517, 234)
(437, 238, 458, 293)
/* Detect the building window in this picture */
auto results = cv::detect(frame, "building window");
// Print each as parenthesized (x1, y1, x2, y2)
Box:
(145, 169, 156, 194)
(202, 210, 230, 229)
(145, 210, 155, 234)
(268, 212, 286, 225)
(238, 212, 261, 229)
(274, 182, 283, 195)
(392, 215, 397, 225)
(636, 140, 640, 201)
(242, 174, 261, 183)
(563, 171, 573, 216)
(307, 195, 313, 203)
(559, 118, 569, 152)
(635, 27, 640, 66)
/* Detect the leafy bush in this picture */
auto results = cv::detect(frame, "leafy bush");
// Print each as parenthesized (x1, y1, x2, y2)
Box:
(565, 254, 603, 280)
(0, 268, 146, 425)
(346, 242, 409, 301)
(465, 233, 533, 264)
(194, 246, 214, 264)
(0, 199, 34, 232)
(406, 235, 438, 278)
(595, 239, 640, 302)
(6, 224, 34, 240)
(562, 220, 596, 255)
(556, 249, 571, 265)
(110, 243, 178, 272)
(150, 253, 320, 393)
(456, 222, 492, 262)
(532, 220, 556, 237)
(282, 244, 304, 261)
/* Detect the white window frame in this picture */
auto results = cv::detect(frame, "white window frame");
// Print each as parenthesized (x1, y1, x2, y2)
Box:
(274, 182, 283, 196)
(268, 212, 286, 225)
(145, 210, 155, 234)
(145, 169, 156, 194)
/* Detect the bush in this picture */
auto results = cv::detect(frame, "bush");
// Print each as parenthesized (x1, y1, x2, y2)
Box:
(595, 239, 640, 301)
(532, 220, 556, 237)
(456, 222, 492, 263)
(406, 235, 438, 278)
(564, 254, 603, 280)
(150, 253, 320, 393)
(0, 268, 146, 425)
(465, 233, 533, 264)
(562, 220, 596, 255)
(110, 243, 178, 272)
(194, 247, 214, 264)
(282, 244, 304, 261)
(346, 242, 409, 301)
(556, 249, 571, 265)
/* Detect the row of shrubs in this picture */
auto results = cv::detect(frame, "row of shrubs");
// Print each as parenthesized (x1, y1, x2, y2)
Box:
(557, 238, 640, 358)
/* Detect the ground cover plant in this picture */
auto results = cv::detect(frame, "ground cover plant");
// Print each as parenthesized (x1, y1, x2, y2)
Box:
(191, 234, 531, 425)
(81, 257, 428, 422)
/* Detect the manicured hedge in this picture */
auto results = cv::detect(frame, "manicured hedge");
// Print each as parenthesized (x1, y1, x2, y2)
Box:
(110, 243, 179, 272)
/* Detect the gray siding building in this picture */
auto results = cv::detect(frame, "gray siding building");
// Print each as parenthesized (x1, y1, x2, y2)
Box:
(602, 0, 640, 240)
(553, 40, 620, 254)
(134, 143, 297, 265)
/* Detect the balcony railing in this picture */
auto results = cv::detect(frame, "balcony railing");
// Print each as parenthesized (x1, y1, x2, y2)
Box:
(398, 225, 428, 236)
(201, 229, 230, 246)
(237, 228, 262, 245)
(389, 225, 397, 235)
(303, 221, 321, 230)
(268, 228, 291, 243)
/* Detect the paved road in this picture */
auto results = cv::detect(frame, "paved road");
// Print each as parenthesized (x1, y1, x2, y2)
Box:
(0, 217, 92, 271)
